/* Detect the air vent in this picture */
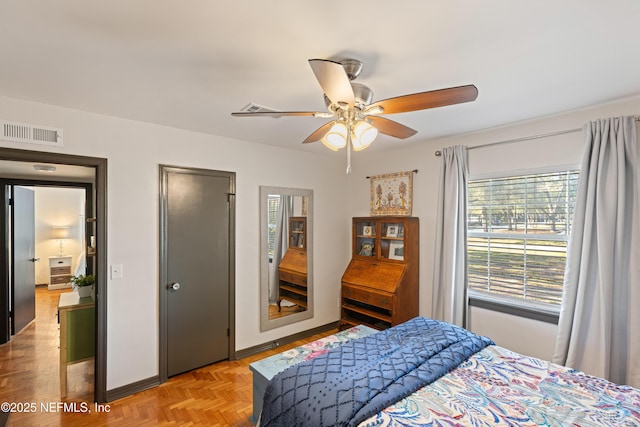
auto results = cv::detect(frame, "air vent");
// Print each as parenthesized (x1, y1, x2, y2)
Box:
(1, 120, 63, 147)
(240, 103, 278, 113)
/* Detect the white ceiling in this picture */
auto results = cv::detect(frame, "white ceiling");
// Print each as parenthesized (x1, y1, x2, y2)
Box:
(1, 1, 640, 155)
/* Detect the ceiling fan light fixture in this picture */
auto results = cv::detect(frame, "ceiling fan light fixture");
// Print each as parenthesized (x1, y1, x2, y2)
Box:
(351, 120, 378, 151)
(364, 105, 384, 115)
(233, 58, 478, 169)
(321, 122, 348, 151)
(351, 83, 374, 109)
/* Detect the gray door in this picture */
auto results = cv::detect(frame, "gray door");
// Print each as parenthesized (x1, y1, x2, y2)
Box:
(12, 186, 36, 334)
(164, 168, 232, 377)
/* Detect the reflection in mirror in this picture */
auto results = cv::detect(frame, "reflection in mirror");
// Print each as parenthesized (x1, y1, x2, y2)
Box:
(260, 186, 313, 331)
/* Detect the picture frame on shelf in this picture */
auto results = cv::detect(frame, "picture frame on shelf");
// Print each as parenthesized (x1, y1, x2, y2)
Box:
(359, 242, 374, 257)
(388, 242, 404, 260)
(362, 225, 374, 236)
(385, 225, 398, 238)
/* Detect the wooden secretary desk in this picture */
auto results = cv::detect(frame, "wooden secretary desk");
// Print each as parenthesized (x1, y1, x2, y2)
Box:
(339, 216, 419, 330)
(277, 216, 307, 311)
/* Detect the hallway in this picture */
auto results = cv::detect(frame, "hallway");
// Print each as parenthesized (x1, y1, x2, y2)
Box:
(1, 288, 94, 395)
(0, 287, 93, 424)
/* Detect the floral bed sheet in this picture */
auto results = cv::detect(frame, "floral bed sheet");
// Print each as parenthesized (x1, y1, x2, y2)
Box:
(360, 345, 640, 427)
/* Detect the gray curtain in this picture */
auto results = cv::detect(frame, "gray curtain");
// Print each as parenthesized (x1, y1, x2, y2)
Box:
(432, 145, 469, 327)
(552, 116, 639, 388)
(268, 196, 291, 303)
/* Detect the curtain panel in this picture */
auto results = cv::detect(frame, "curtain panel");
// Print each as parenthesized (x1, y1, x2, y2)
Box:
(432, 145, 469, 327)
(553, 116, 639, 388)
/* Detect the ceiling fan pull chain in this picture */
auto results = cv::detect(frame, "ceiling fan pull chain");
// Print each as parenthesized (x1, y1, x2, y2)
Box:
(346, 131, 352, 174)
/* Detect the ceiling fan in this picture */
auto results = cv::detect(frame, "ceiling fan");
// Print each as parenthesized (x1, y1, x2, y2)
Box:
(232, 58, 478, 172)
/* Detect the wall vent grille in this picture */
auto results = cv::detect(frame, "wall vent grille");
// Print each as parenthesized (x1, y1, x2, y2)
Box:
(1, 120, 63, 146)
(240, 103, 278, 113)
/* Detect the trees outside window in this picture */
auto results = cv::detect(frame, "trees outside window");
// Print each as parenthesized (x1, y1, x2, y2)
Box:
(467, 170, 579, 307)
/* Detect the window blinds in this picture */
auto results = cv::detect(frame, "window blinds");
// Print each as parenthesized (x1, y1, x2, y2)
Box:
(467, 170, 579, 305)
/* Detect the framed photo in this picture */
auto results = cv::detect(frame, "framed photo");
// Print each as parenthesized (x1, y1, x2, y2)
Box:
(388, 242, 404, 260)
(359, 242, 374, 257)
(369, 170, 413, 216)
(385, 225, 398, 238)
(362, 225, 373, 236)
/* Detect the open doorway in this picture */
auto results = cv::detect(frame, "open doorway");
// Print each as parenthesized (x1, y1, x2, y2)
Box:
(8, 183, 93, 336)
(0, 147, 107, 403)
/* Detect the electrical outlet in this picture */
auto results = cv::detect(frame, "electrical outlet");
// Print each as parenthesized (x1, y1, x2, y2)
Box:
(111, 264, 123, 279)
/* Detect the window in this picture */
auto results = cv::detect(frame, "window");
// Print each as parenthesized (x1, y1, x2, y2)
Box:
(267, 195, 280, 259)
(467, 170, 579, 315)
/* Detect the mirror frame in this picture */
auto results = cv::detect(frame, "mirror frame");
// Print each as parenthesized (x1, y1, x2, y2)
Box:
(260, 186, 314, 331)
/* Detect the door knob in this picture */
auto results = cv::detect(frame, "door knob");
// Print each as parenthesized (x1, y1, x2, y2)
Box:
(30, 258, 40, 262)
(169, 282, 181, 291)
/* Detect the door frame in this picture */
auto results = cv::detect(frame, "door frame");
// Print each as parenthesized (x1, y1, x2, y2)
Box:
(0, 147, 108, 403)
(158, 165, 236, 383)
(4, 181, 94, 334)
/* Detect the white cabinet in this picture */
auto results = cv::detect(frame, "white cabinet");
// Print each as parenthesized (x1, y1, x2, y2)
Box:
(48, 255, 73, 290)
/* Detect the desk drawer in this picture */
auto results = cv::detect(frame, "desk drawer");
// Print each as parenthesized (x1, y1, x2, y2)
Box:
(342, 284, 392, 309)
(279, 270, 307, 287)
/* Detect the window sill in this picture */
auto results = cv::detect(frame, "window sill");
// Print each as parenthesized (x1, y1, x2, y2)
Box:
(468, 292, 559, 325)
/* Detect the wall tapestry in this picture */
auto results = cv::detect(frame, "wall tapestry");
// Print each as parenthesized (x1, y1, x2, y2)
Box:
(369, 170, 413, 216)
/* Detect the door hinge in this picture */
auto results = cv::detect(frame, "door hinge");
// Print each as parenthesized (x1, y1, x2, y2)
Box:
(227, 328, 230, 337)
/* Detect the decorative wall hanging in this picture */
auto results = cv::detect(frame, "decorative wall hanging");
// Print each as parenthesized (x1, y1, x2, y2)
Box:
(369, 170, 414, 216)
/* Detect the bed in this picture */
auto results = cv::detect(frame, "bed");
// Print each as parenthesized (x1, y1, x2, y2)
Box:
(258, 317, 640, 426)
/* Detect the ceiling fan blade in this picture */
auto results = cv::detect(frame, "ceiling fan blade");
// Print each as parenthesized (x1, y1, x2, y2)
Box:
(302, 121, 335, 144)
(308, 59, 355, 108)
(368, 116, 417, 139)
(231, 111, 323, 118)
(369, 84, 478, 115)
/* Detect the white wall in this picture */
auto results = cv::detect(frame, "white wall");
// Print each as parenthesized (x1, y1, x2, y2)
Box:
(469, 307, 557, 360)
(349, 94, 640, 360)
(33, 187, 86, 284)
(0, 95, 350, 390)
(3, 93, 639, 391)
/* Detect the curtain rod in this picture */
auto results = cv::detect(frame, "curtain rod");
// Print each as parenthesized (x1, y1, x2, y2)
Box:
(434, 116, 640, 156)
(366, 169, 418, 179)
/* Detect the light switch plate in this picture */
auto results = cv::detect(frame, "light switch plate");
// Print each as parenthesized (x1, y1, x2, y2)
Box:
(111, 264, 123, 279)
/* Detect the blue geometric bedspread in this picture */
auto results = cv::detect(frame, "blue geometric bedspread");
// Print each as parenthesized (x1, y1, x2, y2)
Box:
(260, 316, 494, 427)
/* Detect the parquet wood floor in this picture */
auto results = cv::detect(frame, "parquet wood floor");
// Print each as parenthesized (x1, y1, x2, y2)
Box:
(0, 287, 336, 426)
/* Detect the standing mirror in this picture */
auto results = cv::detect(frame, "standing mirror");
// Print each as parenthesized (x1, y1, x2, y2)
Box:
(260, 186, 313, 331)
